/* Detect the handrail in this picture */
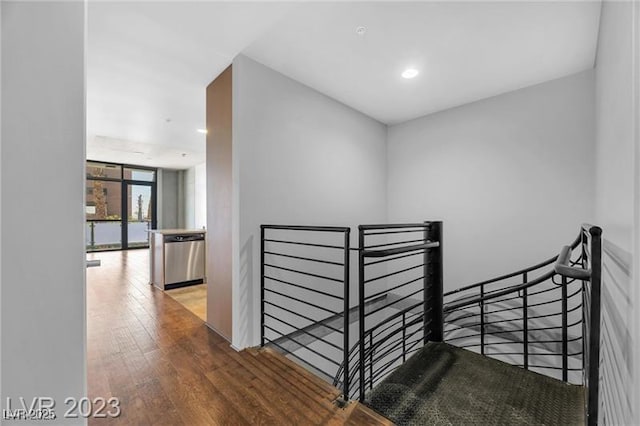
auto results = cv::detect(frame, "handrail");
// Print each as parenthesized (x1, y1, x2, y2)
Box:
(446, 233, 582, 296)
(444, 270, 556, 312)
(359, 223, 432, 230)
(362, 241, 439, 258)
(260, 224, 350, 232)
(554, 245, 591, 280)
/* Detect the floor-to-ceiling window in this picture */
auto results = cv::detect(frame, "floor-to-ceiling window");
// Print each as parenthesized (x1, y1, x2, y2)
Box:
(86, 161, 157, 251)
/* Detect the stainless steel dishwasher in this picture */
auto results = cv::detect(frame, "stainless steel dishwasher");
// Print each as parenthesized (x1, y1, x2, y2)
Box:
(163, 233, 206, 289)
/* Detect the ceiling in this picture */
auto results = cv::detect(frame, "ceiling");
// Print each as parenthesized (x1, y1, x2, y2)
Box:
(88, 1, 601, 169)
(87, 2, 293, 168)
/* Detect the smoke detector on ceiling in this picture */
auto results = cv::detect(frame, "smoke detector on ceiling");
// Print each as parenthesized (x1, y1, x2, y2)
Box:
(356, 26, 366, 36)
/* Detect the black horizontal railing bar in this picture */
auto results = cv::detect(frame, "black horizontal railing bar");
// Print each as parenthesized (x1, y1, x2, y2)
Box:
(480, 304, 526, 316)
(445, 270, 559, 312)
(444, 322, 474, 332)
(363, 263, 423, 284)
(360, 223, 431, 230)
(445, 233, 582, 296)
(369, 338, 424, 382)
(363, 242, 440, 258)
(263, 301, 344, 335)
(264, 263, 343, 283)
(365, 276, 425, 302)
(527, 364, 582, 371)
(364, 238, 425, 250)
(364, 302, 424, 337)
(483, 352, 526, 357)
(264, 313, 342, 351)
(343, 309, 428, 386)
(365, 303, 424, 336)
(458, 341, 521, 347)
(264, 288, 340, 315)
(520, 294, 581, 311)
(263, 338, 336, 379)
(526, 283, 564, 298)
(480, 316, 531, 326)
(364, 315, 406, 341)
(264, 275, 342, 300)
(364, 250, 424, 266)
(368, 335, 425, 374)
(444, 310, 482, 322)
(261, 224, 350, 232)
(528, 336, 583, 344)
(368, 318, 426, 354)
(364, 228, 430, 236)
(365, 288, 424, 318)
(369, 342, 426, 384)
(263, 325, 341, 367)
(263, 251, 344, 266)
(368, 324, 425, 361)
(264, 238, 344, 250)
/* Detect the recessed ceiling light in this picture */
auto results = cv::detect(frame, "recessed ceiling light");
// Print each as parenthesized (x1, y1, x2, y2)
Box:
(197, 129, 208, 134)
(402, 68, 419, 79)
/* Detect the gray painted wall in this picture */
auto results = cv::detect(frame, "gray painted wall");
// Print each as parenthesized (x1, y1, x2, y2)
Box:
(231, 55, 388, 349)
(594, 1, 638, 424)
(1, 2, 86, 424)
(159, 168, 185, 229)
(387, 70, 596, 291)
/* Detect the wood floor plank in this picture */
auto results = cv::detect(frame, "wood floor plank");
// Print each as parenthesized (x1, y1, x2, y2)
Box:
(87, 249, 391, 425)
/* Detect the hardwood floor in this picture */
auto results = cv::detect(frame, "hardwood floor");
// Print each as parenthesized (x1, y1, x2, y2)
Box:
(166, 284, 207, 321)
(86, 250, 391, 425)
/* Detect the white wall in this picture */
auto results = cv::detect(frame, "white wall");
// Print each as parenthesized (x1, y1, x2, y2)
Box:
(184, 163, 206, 229)
(231, 55, 388, 349)
(593, 1, 639, 424)
(387, 70, 596, 291)
(1, 2, 86, 424)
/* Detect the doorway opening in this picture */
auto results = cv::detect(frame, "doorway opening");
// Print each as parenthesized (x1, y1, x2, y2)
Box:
(86, 160, 157, 251)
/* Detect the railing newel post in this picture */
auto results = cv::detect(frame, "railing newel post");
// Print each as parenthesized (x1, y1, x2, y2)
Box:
(426, 221, 443, 342)
(358, 226, 366, 402)
(587, 225, 602, 426)
(343, 228, 350, 403)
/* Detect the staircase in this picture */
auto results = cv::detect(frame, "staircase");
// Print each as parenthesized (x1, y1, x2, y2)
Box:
(259, 222, 602, 426)
(367, 342, 584, 425)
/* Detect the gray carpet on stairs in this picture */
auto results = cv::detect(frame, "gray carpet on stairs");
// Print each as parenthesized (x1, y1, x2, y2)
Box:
(365, 342, 584, 426)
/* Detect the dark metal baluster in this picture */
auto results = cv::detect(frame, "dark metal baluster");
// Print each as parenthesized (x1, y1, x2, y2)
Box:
(523, 272, 529, 370)
(343, 229, 350, 402)
(260, 226, 265, 347)
(561, 275, 568, 382)
(587, 226, 602, 426)
(358, 227, 366, 401)
(480, 283, 485, 355)
(428, 221, 444, 342)
(369, 333, 373, 390)
(402, 312, 406, 362)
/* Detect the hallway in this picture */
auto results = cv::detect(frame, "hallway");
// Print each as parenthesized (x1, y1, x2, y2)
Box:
(86, 250, 389, 425)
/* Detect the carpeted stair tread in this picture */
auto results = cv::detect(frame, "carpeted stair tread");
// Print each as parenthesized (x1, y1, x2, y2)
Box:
(365, 342, 584, 426)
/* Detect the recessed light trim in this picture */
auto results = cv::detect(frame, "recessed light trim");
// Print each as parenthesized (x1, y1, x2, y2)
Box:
(402, 68, 419, 79)
(197, 129, 208, 134)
